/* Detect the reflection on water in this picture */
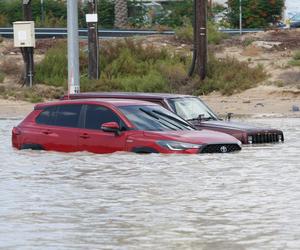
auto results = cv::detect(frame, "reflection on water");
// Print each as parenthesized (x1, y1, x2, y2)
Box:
(0, 118, 300, 249)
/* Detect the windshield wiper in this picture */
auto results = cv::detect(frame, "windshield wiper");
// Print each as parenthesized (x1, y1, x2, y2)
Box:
(140, 108, 159, 120)
(152, 110, 193, 129)
(188, 117, 213, 122)
(139, 108, 177, 130)
(187, 114, 212, 122)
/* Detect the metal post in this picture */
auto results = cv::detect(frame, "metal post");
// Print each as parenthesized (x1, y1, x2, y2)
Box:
(196, 0, 207, 80)
(239, 0, 242, 35)
(22, 0, 32, 20)
(67, 0, 80, 94)
(28, 47, 33, 88)
(41, 0, 45, 26)
(22, 0, 34, 87)
(87, 0, 99, 79)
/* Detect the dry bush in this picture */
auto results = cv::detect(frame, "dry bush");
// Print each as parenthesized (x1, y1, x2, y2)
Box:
(199, 55, 267, 95)
(35, 38, 62, 54)
(278, 71, 300, 86)
(158, 63, 188, 89)
(0, 58, 22, 75)
(241, 45, 263, 57)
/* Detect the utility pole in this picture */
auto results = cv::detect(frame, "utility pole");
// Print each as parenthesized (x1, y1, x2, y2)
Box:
(239, 0, 242, 35)
(87, 0, 99, 79)
(22, 0, 34, 87)
(41, 0, 45, 26)
(195, 0, 208, 80)
(67, 0, 80, 94)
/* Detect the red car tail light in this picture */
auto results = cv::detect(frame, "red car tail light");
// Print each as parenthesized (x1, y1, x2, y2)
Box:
(12, 127, 22, 149)
(12, 127, 21, 135)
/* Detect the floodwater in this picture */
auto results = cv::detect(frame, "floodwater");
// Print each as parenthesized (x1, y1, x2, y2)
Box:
(0, 117, 299, 250)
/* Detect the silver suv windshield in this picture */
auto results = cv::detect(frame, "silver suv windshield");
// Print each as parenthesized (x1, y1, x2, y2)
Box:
(168, 97, 218, 121)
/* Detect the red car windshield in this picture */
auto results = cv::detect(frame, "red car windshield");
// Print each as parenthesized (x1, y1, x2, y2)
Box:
(119, 105, 195, 131)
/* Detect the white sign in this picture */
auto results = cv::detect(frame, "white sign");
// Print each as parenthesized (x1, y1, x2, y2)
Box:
(86, 14, 98, 23)
(18, 31, 27, 42)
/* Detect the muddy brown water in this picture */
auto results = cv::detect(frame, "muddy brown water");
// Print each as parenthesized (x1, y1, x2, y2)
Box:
(0, 117, 299, 249)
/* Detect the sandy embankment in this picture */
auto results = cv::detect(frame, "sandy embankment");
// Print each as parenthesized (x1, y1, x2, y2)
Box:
(1, 31, 300, 119)
(0, 85, 299, 119)
(0, 99, 34, 119)
(202, 85, 300, 118)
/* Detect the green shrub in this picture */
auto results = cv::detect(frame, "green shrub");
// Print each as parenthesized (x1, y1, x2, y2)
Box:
(35, 12, 67, 28)
(157, 62, 188, 90)
(35, 38, 190, 93)
(80, 74, 124, 92)
(175, 20, 228, 44)
(293, 51, 300, 61)
(35, 38, 266, 96)
(207, 21, 229, 45)
(198, 55, 267, 95)
(35, 41, 87, 87)
(24, 90, 43, 103)
(35, 42, 68, 87)
(101, 39, 169, 65)
(287, 50, 300, 67)
(288, 60, 300, 67)
(175, 21, 193, 43)
(120, 70, 168, 92)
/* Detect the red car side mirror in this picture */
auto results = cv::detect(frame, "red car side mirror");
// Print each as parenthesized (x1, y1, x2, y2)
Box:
(101, 122, 121, 135)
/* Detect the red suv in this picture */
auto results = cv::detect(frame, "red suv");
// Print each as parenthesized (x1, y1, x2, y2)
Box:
(12, 99, 242, 154)
(63, 92, 284, 144)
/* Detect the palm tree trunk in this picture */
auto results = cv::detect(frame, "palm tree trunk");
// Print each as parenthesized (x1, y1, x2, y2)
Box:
(114, 0, 128, 28)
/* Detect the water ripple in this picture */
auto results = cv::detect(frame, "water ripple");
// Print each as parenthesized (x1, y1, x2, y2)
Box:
(0, 118, 299, 249)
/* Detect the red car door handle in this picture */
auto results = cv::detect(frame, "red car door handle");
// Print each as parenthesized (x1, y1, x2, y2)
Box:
(42, 130, 52, 135)
(80, 133, 90, 139)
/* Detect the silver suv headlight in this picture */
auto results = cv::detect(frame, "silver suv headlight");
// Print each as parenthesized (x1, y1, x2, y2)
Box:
(157, 140, 202, 151)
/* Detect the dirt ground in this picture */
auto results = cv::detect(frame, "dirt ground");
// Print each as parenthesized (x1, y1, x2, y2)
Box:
(1, 30, 300, 118)
(0, 99, 34, 118)
(202, 85, 300, 118)
(1, 85, 299, 119)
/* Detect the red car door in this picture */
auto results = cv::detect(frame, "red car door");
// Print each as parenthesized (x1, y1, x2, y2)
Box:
(35, 104, 82, 152)
(78, 104, 128, 154)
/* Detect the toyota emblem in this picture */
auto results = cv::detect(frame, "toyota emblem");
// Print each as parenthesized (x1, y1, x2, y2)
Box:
(220, 146, 228, 153)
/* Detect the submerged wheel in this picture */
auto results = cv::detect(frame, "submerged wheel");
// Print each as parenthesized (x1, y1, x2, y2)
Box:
(132, 147, 159, 154)
(21, 144, 44, 150)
